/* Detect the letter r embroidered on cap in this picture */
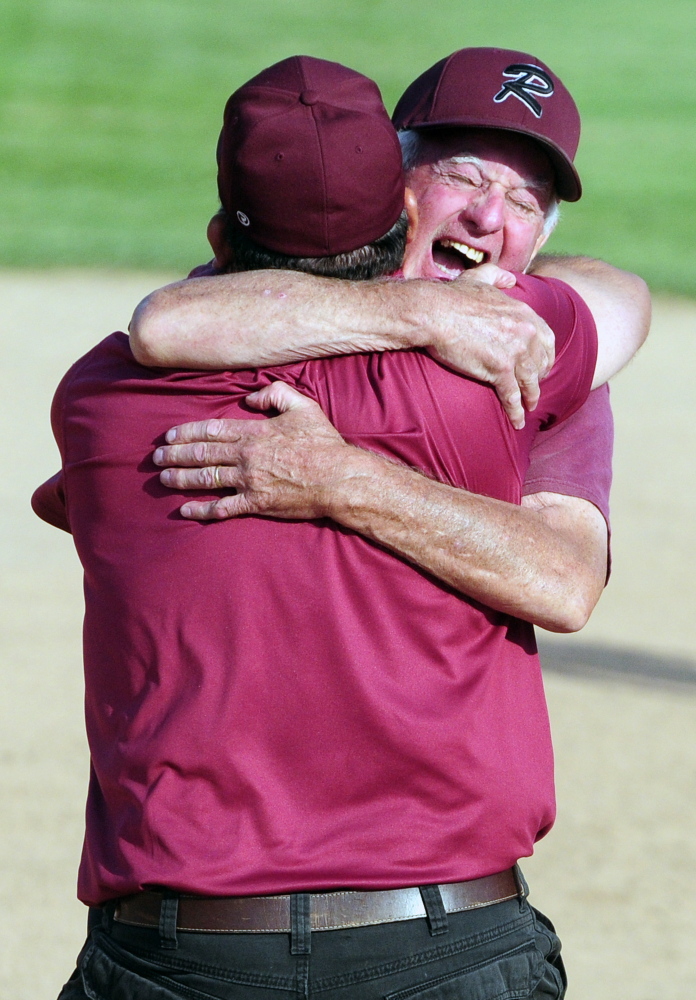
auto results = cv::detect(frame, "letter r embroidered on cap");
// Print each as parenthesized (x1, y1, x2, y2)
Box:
(493, 64, 555, 118)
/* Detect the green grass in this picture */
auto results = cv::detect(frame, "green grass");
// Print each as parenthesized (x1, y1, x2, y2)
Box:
(1, 0, 694, 293)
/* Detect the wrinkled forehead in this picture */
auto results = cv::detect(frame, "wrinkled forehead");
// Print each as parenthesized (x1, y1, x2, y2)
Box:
(413, 127, 555, 191)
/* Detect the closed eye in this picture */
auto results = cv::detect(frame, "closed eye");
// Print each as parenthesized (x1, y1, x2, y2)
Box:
(437, 164, 484, 188)
(507, 195, 541, 217)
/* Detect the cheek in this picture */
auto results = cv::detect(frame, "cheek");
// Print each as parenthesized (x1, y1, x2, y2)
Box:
(498, 220, 544, 269)
(510, 217, 544, 252)
(414, 188, 461, 233)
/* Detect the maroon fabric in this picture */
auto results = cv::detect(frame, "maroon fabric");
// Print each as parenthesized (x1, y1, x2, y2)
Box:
(524, 383, 613, 526)
(217, 56, 405, 256)
(31, 470, 69, 533)
(33, 383, 614, 539)
(392, 48, 582, 201)
(32, 267, 613, 539)
(41, 275, 595, 906)
(186, 260, 219, 279)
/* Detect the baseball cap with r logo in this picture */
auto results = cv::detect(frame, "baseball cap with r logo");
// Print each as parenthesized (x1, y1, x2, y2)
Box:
(392, 47, 582, 201)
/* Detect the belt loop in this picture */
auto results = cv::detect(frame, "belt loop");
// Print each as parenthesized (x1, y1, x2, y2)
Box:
(419, 885, 449, 937)
(101, 900, 116, 935)
(159, 890, 179, 950)
(290, 893, 312, 955)
(513, 865, 530, 911)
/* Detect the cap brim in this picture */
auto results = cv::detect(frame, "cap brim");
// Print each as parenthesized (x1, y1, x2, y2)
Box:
(403, 119, 582, 202)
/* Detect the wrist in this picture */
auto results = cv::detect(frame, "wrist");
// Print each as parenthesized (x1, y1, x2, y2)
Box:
(381, 279, 440, 351)
(318, 445, 394, 527)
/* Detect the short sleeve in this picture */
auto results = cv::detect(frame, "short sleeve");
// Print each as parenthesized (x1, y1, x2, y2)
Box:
(31, 471, 71, 534)
(505, 274, 598, 428)
(523, 383, 613, 527)
(34, 355, 83, 534)
(187, 260, 221, 279)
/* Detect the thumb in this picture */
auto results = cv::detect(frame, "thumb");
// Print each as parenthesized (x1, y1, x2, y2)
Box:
(463, 263, 517, 289)
(245, 380, 315, 413)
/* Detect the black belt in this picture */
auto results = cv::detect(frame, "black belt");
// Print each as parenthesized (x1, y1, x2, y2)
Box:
(113, 869, 519, 934)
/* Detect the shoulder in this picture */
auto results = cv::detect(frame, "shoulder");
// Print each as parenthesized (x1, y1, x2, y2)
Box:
(504, 273, 596, 355)
(502, 275, 598, 428)
(52, 332, 131, 416)
(57, 332, 135, 389)
(525, 385, 614, 525)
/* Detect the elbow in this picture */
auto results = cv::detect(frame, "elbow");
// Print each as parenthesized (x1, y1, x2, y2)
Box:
(129, 292, 168, 367)
(542, 612, 590, 635)
(539, 585, 600, 634)
(632, 274, 652, 348)
(618, 271, 652, 352)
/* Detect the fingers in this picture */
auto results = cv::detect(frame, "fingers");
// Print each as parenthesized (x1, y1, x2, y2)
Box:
(490, 270, 517, 289)
(515, 360, 542, 412)
(496, 301, 554, 378)
(466, 263, 517, 289)
(158, 465, 242, 490)
(513, 317, 554, 383)
(180, 495, 250, 520)
(494, 373, 526, 429)
(154, 440, 243, 469)
(245, 380, 316, 413)
(163, 383, 317, 445)
(165, 417, 241, 445)
(494, 361, 542, 427)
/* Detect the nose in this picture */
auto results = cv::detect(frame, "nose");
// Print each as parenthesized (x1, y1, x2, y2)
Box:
(464, 183, 506, 235)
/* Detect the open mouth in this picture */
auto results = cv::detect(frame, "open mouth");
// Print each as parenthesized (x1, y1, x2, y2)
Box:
(432, 239, 486, 278)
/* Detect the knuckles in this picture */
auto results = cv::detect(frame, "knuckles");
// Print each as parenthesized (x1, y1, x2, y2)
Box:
(201, 466, 220, 489)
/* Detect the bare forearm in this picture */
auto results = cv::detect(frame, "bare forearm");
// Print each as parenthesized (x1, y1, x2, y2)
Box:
(156, 386, 607, 630)
(531, 254, 651, 385)
(308, 446, 605, 633)
(130, 270, 555, 429)
(130, 271, 423, 368)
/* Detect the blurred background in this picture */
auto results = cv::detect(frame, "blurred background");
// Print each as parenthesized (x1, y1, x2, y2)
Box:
(1, 0, 695, 292)
(1, 1, 695, 998)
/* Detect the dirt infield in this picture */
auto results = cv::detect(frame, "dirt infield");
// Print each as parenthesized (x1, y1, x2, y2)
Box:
(1, 271, 694, 999)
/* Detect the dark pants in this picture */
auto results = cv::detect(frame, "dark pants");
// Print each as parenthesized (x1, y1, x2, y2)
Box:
(58, 888, 566, 999)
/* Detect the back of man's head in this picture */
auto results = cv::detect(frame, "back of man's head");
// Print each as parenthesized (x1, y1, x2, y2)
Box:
(215, 55, 407, 280)
(393, 47, 582, 202)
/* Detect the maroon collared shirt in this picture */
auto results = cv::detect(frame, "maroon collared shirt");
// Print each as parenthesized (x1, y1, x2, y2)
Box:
(38, 275, 596, 905)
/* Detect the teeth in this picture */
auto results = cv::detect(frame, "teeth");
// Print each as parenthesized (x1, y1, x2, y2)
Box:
(439, 239, 484, 264)
(434, 262, 462, 277)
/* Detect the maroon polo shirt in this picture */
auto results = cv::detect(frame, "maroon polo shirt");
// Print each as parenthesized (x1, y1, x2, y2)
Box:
(38, 274, 596, 906)
(524, 381, 613, 522)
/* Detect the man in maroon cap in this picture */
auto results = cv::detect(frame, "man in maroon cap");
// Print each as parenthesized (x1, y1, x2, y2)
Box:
(39, 54, 646, 1000)
(135, 48, 648, 625)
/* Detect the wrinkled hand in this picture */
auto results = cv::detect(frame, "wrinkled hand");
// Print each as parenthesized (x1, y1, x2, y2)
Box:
(153, 381, 351, 521)
(466, 262, 518, 290)
(422, 263, 555, 428)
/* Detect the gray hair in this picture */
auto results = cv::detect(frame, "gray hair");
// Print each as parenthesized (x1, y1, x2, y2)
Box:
(221, 208, 409, 281)
(398, 128, 560, 238)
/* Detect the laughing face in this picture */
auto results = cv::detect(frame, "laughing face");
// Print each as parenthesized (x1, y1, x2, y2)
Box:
(402, 128, 556, 280)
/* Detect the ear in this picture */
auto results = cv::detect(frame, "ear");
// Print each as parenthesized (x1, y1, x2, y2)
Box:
(207, 210, 235, 270)
(532, 228, 550, 258)
(404, 187, 419, 243)
(524, 226, 551, 272)
(529, 199, 560, 263)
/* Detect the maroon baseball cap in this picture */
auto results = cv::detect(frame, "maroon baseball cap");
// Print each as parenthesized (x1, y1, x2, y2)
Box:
(217, 56, 405, 256)
(392, 48, 582, 201)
